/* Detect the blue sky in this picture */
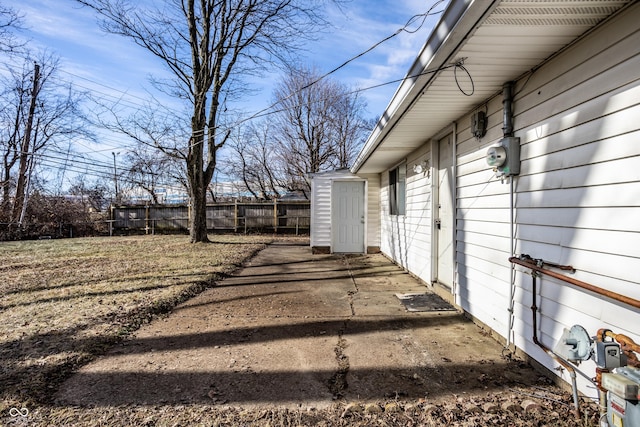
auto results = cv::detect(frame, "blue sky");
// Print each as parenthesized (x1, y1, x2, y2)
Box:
(3, 0, 446, 188)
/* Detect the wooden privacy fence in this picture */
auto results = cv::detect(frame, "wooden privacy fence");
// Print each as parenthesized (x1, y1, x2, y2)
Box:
(110, 201, 310, 234)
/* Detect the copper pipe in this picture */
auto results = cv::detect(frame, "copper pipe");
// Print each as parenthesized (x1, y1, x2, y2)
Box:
(516, 257, 640, 420)
(595, 368, 609, 416)
(509, 257, 640, 310)
(515, 256, 640, 419)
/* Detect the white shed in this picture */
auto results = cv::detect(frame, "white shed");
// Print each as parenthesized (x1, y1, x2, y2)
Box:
(310, 169, 380, 254)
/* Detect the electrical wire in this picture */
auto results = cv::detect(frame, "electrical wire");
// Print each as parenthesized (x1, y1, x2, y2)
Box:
(1, 1, 472, 190)
(34, 155, 177, 187)
(2, 1, 449, 143)
(244, 1, 447, 130)
(239, 62, 458, 124)
(5, 144, 174, 188)
(513, 66, 539, 98)
(3, 58, 468, 188)
(453, 58, 474, 97)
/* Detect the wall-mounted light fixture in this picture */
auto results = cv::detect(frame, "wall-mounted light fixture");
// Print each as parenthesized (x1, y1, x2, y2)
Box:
(413, 160, 429, 174)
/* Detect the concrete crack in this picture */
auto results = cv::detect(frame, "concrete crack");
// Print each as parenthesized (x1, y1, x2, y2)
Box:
(327, 326, 350, 399)
(342, 255, 358, 316)
(327, 256, 359, 398)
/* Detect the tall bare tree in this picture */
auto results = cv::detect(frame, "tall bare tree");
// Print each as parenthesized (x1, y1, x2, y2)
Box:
(271, 65, 370, 196)
(331, 94, 374, 169)
(77, 0, 329, 242)
(225, 66, 370, 200)
(0, 53, 89, 226)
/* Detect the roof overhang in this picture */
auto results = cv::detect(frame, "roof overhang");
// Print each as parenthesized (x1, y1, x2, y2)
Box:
(351, 0, 633, 174)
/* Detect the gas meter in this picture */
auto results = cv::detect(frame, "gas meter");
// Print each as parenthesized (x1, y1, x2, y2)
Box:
(602, 366, 640, 427)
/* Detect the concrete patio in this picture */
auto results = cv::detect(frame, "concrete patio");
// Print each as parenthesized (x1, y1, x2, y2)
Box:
(55, 240, 540, 409)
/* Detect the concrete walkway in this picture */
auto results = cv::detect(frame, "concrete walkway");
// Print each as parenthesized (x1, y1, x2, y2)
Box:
(56, 240, 539, 409)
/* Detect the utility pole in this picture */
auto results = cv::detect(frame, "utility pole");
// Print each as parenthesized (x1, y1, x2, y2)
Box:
(18, 118, 38, 227)
(112, 151, 119, 203)
(12, 62, 40, 225)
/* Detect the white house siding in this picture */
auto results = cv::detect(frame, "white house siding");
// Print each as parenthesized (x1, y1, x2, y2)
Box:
(380, 145, 433, 283)
(310, 170, 381, 253)
(511, 7, 640, 394)
(310, 171, 336, 250)
(380, 169, 392, 254)
(457, 7, 640, 397)
(456, 93, 513, 336)
(379, 4, 640, 398)
(405, 148, 433, 281)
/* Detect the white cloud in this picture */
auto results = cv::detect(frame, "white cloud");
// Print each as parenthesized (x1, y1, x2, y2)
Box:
(6, 0, 447, 128)
(306, 0, 447, 115)
(10, 1, 166, 87)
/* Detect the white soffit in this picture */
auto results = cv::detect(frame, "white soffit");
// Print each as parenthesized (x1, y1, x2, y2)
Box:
(355, 0, 632, 174)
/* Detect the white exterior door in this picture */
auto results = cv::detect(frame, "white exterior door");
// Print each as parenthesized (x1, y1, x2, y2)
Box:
(331, 181, 365, 253)
(436, 134, 455, 290)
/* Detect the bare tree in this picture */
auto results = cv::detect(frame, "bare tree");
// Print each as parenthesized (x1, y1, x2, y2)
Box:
(0, 66, 29, 216)
(93, 102, 191, 203)
(271, 65, 370, 197)
(11, 61, 40, 223)
(77, 0, 330, 243)
(0, 53, 90, 226)
(0, 5, 24, 54)
(331, 95, 373, 169)
(225, 121, 284, 200)
(68, 175, 109, 212)
(122, 145, 179, 204)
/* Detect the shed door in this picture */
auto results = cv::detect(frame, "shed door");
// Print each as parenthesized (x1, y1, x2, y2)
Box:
(332, 181, 365, 253)
(436, 134, 454, 290)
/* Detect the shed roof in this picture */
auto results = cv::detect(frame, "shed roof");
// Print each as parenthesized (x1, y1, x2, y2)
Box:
(351, 0, 633, 174)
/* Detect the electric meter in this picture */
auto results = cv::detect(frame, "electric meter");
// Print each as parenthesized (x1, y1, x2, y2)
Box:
(486, 146, 506, 167)
(486, 137, 521, 176)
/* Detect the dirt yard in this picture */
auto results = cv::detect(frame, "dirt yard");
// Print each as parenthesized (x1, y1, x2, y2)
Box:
(1, 236, 601, 426)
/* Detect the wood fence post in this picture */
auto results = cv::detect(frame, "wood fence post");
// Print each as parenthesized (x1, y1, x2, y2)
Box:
(234, 200, 238, 232)
(109, 205, 114, 236)
(187, 203, 191, 231)
(145, 205, 150, 235)
(273, 199, 278, 233)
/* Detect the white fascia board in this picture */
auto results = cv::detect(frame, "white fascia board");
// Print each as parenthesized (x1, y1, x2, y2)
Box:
(351, 0, 498, 174)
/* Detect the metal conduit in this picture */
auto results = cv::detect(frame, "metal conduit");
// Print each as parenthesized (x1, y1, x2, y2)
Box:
(509, 256, 640, 310)
(530, 272, 581, 420)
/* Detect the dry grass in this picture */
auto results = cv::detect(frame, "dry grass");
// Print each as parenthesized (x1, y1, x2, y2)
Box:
(0, 234, 270, 410)
(0, 235, 599, 426)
